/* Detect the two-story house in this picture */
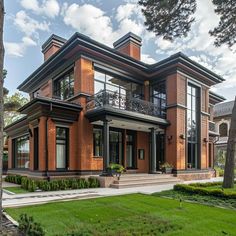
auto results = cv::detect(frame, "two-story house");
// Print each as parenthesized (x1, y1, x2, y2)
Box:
(5, 32, 225, 181)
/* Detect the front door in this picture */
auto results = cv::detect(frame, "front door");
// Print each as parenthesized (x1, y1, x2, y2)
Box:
(126, 131, 135, 169)
(109, 130, 123, 164)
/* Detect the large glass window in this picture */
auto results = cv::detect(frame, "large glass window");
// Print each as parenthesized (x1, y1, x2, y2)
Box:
(187, 84, 199, 169)
(56, 127, 69, 169)
(94, 70, 143, 99)
(54, 70, 74, 100)
(13, 135, 30, 169)
(93, 128, 103, 157)
(151, 81, 166, 118)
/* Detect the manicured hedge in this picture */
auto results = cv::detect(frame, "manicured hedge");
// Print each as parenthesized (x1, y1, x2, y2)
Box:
(174, 184, 236, 199)
(189, 181, 236, 188)
(5, 175, 100, 192)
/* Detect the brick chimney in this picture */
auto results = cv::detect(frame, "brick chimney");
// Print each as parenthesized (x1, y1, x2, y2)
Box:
(113, 32, 142, 60)
(42, 34, 67, 61)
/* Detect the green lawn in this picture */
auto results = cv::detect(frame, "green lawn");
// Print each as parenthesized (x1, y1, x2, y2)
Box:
(4, 187, 29, 194)
(6, 194, 236, 236)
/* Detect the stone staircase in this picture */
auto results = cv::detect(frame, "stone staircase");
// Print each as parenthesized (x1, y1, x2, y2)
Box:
(110, 173, 182, 189)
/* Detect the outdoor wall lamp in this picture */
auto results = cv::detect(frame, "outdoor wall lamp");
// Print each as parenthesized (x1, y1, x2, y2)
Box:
(179, 134, 186, 139)
(167, 135, 173, 144)
(203, 138, 209, 143)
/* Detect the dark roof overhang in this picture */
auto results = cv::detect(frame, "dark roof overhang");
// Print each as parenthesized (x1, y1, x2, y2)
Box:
(18, 96, 82, 122)
(18, 33, 225, 93)
(209, 91, 226, 105)
(85, 106, 169, 127)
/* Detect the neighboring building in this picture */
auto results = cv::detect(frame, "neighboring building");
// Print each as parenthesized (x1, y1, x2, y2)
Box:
(213, 100, 234, 167)
(5, 32, 225, 180)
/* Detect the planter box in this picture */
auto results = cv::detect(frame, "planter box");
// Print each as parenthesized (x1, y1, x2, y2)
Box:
(162, 167, 172, 174)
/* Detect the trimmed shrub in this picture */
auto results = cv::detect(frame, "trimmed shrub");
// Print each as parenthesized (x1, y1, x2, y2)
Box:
(174, 184, 236, 199)
(88, 177, 100, 188)
(18, 214, 45, 236)
(28, 179, 37, 192)
(21, 177, 29, 190)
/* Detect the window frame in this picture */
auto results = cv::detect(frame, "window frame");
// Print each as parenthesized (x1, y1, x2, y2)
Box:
(56, 127, 69, 170)
(12, 134, 30, 169)
(53, 69, 74, 100)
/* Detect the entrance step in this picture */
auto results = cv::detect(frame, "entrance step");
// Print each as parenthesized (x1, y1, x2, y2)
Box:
(110, 174, 182, 189)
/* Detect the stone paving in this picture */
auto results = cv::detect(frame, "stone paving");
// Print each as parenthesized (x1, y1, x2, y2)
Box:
(2, 177, 223, 208)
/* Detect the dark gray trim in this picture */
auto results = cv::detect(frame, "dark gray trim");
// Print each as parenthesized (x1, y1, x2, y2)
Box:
(166, 103, 187, 110)
(150, 128, 157, 173)
(86, 106, 169, 126)
(113, 32, 142, 48)
(18, 33, 224, 93)
(42, 34, 67, 52)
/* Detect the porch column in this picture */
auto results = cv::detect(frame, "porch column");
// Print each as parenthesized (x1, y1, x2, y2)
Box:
(150, 127, 157, 173)
(103, 119, 110, 172)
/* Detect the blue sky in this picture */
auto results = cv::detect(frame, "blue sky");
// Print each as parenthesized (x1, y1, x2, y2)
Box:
(4, 0, 236, 101)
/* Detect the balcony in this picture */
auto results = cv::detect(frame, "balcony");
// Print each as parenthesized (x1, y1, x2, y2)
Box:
(86, 90, 166, 118)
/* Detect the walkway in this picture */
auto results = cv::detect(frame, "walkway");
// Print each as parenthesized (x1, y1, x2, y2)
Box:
(2, 177, 223, 208)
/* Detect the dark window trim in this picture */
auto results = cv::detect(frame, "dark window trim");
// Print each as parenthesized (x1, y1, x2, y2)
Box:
(56, 127, 69, 170)
(12, 134, 30, 169)
(53, 69, 74, 100)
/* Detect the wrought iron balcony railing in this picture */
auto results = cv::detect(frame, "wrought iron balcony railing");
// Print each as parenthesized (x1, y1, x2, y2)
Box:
(86, 90, 166, 118)
(209, 121, 217, 133)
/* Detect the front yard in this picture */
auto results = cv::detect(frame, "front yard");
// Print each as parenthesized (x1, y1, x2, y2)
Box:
(6, 193, 236, 236)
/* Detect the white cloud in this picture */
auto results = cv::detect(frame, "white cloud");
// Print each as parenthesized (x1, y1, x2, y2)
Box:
(14, 10, 50, 36)
(5, 37, 37, 57)
(141, 54, 156, 64)
(63, 4, 115, 46)
(62, 2, 150, 46)
(20, 0, 60, 18)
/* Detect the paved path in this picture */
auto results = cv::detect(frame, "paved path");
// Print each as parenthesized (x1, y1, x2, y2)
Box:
(2, 177, 223, 208)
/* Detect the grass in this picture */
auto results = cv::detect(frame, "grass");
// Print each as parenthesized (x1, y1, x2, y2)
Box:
(4, 186, 29, 194)
(6, 194, 236, 236)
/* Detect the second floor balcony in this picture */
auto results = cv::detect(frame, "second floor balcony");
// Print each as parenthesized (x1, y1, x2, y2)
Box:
(86, 90, 166, 119)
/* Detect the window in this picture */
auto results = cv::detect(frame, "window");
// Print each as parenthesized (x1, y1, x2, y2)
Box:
(219, 123, 228, 137)
(151, 81, 166, 118)
(13, 135, 29, 169)
(94, 70, 144, 99)
(56, 127, 69, 169)
(93, 128, 103, 156)
(54, 70, 74, 100)
(187, 84, 199, 169)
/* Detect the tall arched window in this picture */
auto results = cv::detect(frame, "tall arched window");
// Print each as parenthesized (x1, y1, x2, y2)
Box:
(219, 123, 228, 137)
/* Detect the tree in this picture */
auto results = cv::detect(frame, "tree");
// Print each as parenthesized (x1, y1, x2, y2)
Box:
(4, 92, 28, 126)
(138, 0, 236, 48)
(223, 97, 236, 188)
(0, 0, 4, 232)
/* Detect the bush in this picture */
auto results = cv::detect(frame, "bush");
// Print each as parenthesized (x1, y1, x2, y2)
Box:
(88, 177, 100, 188)
(18, 214, 45, 236)
(5, 175, 101, 192)
(174, 184, 236, 199)
(28, 179, 37, 192)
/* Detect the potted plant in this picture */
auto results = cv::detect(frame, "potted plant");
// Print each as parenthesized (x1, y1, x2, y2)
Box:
(107, 163, 125, 180)
(160, 162, 173, 174)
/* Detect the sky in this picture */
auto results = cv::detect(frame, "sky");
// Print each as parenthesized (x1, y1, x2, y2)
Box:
(4, 0, 236, 101)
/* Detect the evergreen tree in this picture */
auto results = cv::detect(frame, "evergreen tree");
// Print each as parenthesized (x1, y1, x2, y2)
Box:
(138, 0, 236, 47)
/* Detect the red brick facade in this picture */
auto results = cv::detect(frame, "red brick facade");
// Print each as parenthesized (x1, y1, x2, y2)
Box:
(5, 32, 225, 180)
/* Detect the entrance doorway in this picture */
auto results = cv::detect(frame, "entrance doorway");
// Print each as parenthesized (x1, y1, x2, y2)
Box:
(126, 131, 136, 169)
(109, 130, 123, 165)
